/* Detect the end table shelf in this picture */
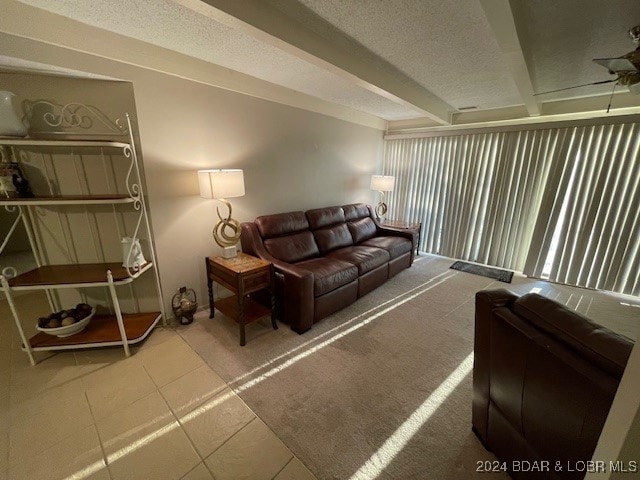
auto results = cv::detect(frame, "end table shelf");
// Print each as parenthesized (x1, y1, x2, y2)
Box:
(206, 252, 277, 346)
(214, 296, 272, 325)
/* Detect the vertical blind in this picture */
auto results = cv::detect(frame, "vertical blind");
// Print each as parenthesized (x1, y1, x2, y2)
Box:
(524, 123, 640, 296)
(383, 129, 559, 271)
(383, 121, 640, 296)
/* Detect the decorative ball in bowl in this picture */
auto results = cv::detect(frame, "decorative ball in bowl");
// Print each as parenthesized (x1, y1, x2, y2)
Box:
(36, 303, 95, 338)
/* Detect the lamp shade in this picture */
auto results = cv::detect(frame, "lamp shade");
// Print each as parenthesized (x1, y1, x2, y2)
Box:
(370, 175, 395, 192)
(198, 169, 245, 199)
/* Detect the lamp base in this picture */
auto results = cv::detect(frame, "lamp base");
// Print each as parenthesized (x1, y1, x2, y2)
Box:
(375, 201, 388, 221)
(222, 245, 237, 259)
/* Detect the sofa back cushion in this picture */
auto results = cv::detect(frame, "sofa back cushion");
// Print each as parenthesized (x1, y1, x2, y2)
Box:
(255, 211, 319, 263)
(348, 217, 377, 244)
(342, 203, 370, 221)
(314, 223, 354, 254)
(264, 231, 319, 263)
(306, 206, 345, 229)
(256, 211, 308, 239)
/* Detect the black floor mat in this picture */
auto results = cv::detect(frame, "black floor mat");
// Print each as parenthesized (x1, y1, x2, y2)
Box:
(450, 261, 514, 283)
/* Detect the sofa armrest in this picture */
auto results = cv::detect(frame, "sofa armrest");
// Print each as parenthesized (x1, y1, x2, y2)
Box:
(472, 289, 518, 444)
(241, 222, 315, 334)
(367, 208, 418, 257)
(271, 262, 315, 334)
(376, 224, 415, 239)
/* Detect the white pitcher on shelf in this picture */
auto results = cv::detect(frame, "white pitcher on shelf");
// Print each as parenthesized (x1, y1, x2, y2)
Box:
(121, 237, 146, 269)
(0, 91, 28, 137)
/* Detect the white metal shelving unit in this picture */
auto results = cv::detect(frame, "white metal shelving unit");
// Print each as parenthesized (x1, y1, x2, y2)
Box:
(0, 110, 166, 365)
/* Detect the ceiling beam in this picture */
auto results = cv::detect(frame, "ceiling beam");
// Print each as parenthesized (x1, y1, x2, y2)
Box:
(385, 94, 640, 136)
(479, 0, 541, 116)
(175, 0, 453, 125)
(0, 1, 386, 130)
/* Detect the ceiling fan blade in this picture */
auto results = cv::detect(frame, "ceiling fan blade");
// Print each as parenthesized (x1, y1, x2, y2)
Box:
(533, 79, 617, 96)
(593, 57, 638, 72)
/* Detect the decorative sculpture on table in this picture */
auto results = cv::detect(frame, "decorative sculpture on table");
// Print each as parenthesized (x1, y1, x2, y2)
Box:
(198, 169, 245, 258)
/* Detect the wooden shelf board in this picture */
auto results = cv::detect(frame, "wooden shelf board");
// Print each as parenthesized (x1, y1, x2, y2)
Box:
(0, 195, 134, 206)
(0, 138, 129, 148)
(216, 295, 271, 324)
(28, 312, 161, 350)
(6, 262, 152, 289)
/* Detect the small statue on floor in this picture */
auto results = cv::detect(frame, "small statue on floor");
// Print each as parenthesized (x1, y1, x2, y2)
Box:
(172, 286, 198, 325)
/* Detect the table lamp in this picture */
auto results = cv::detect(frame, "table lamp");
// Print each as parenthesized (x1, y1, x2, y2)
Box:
(370, 175, 395, 220)
(198, 169, 245, 258)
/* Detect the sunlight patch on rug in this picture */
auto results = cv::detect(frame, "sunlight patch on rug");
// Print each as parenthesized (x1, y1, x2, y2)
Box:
(228, 269, 457, 389)
(232, 271, 458, 393)
(348, 353, 474, 480)
(63, 460, 108, 480)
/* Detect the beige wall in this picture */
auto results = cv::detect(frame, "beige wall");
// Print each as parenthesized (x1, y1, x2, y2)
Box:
(138, 68, 382, 311)
(138, 68, 382, 309)
(0, 34, 383, 315)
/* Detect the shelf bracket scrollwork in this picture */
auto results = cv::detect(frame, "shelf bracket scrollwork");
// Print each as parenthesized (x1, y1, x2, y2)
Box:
(1, 266, 17, 280)
(22, 101, 129, 137)
(122, 144, 142, 210)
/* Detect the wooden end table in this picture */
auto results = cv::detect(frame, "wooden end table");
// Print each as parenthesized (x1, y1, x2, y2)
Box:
(206, 252, 277, 346)
(382, 220, 422, 255)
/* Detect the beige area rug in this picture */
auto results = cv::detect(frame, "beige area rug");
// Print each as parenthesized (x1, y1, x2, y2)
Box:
(178, 254, 637, 480)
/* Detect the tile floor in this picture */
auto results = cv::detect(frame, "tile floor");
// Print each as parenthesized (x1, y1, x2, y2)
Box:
(2, 257, 639, 480)
(0, 291, 317, 480)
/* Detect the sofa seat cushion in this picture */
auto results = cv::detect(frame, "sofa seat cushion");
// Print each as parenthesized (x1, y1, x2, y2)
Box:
(327, 246, 390, 275)
(295, 257, 358, 297)
(361, 236, 412, 260)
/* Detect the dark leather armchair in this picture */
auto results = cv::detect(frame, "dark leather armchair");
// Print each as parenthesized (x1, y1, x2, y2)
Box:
(473, 289, 634, 479)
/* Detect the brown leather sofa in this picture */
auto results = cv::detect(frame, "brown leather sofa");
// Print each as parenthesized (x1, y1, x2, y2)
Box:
(473, 289, 634, 479)
(240, 203, 415, 333)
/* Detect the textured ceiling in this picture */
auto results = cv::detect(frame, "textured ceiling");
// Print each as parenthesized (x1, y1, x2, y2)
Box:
(15, 0, 423, 120)
(12, 0, 640, 124)
(272, 0, 523, 109)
